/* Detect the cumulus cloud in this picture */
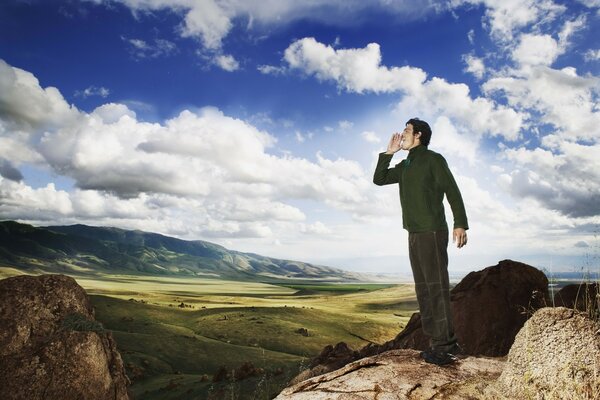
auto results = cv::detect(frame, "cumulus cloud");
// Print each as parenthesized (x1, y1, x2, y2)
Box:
(0, 59, 392, 239)
(450, 1, 600, 223)
(483, 66, 600, 143)
(283, 38, 523, 141)
(430, 116, 478, 165)
(499, 142, 600, 217)
(511, 17, 585, 67)
(512, 34, 561, 66)
(463, 54, 485, 79)
(284, 38, 427, 94)
(0, 59, 81, 131)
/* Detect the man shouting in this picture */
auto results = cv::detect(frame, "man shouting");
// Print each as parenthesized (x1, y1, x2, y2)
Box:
(373, 117, 468, 366)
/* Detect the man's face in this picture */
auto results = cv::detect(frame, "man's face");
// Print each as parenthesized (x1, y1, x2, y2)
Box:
(401, 124, 420, 150)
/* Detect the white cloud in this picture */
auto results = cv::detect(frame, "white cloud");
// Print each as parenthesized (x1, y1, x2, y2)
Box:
(449, 0, 566, 41)
(284, 38, 427, 94)
(90, 0, 442, 56)
(0, 59, 81, 132)
(463, 54, 485, 79)
(213, 54, 240, 71)
(257, 64, 286, 75)
(510, 17, 585, 67)
(499, 142, 600, 217)
(179, 0, 232, 50)
(361, 131, 381, 143)
(397, 77, 523, 141)
(283, 38, 523, 141)
(467, 29, 475, 44)
(584, 49, 600, 61)
(294, 131, 313, 143)
(512, 34, 561, 66)
(92, 103, 137, 124)
(122, 37, 177, 59)
(74, 85, 110, 98)
(430, 116, 478, 165)
(576, 0, 600, 8)
(483, 66, 600, 143)
(0, 59, 395, 239)
(299, 221, 332, 235)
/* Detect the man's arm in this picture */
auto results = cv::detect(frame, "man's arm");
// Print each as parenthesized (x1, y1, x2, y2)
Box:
(373, 153, 400, 186)
(373, 133, 402, 186)
(433, 155, 468, 247)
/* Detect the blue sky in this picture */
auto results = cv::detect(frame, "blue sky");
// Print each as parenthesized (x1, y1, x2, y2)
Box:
(1, 0, 599, 278)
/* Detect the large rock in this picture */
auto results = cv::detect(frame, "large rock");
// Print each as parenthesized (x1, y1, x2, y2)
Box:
(553, 282, 599, 318)
(446, 259, 549, 356)
(297, 260, 548, 381)
(0, 274, 130, 400)
(488, 307, 600, 399)
(276, 349, 505, 400)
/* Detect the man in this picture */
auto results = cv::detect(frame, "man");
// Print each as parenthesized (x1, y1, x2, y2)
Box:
(373, 117, 468, 366)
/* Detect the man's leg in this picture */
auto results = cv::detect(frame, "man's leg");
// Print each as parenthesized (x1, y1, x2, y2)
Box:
(408, 232, 435, 341)
(409, 230, 457, 353)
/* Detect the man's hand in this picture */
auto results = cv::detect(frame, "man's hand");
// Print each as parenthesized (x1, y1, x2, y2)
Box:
(385, 133, 402, 154)
(453, 228, 467, 248)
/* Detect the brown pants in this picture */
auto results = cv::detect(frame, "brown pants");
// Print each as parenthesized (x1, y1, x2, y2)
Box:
(408, 230, 457, 352)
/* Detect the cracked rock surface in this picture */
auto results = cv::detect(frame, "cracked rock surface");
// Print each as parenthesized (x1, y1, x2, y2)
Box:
(275, 349, 505, 400)
(0, 274, 130, 400)
(487, 307, 600, 399)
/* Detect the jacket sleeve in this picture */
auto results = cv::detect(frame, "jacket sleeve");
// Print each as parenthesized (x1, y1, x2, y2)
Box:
(373, 152, 400, 186)
(433, 155, 469, 230)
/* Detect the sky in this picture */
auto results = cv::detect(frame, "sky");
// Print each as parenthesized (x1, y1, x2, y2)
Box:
(0, 0, 599, 279)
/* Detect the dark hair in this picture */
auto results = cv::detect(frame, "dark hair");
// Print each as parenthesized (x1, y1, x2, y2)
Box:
(406, 118, 432, 146)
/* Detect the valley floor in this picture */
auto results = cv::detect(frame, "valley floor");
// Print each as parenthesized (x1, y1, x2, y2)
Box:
(0, 267, 416, 399)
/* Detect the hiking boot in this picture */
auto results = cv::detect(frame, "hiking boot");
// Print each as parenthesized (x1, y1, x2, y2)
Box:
(422, 349, 458, 366)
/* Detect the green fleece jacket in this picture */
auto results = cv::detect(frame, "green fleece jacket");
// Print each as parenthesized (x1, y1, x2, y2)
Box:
(373, 145, 468, 233)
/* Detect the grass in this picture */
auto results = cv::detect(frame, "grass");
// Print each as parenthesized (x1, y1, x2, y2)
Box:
(0, 267, 414, 399)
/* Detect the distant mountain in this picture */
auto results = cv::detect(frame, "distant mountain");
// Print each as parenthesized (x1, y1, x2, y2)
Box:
(0, 221, 361, 282)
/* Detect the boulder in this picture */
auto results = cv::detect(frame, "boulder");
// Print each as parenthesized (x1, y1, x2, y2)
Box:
(488, 306, 600, 399)
(0, 274, 130, 400)
(275, 349, 505, 400)
(446, 259, 549, 356)
(298, 259, 549, 380)
(553, 282, 599, 318)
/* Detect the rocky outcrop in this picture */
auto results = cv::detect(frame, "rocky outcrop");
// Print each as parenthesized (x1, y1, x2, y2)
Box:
(488, 306, 600, 399)
(276, 349, 505, 399)
(553, 282, 599, 317)
(0, 274, 130, 400)
(277, 307, 600, 399)
(297, 260, 549, 381)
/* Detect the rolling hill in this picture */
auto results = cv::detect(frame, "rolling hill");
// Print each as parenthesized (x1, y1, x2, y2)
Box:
(0, 220, 361, 282)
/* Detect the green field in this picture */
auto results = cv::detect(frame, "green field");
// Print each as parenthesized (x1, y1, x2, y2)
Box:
(0, 268, 418, 399)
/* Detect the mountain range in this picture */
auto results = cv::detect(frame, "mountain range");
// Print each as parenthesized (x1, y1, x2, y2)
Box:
(0, 221, 362, 282)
